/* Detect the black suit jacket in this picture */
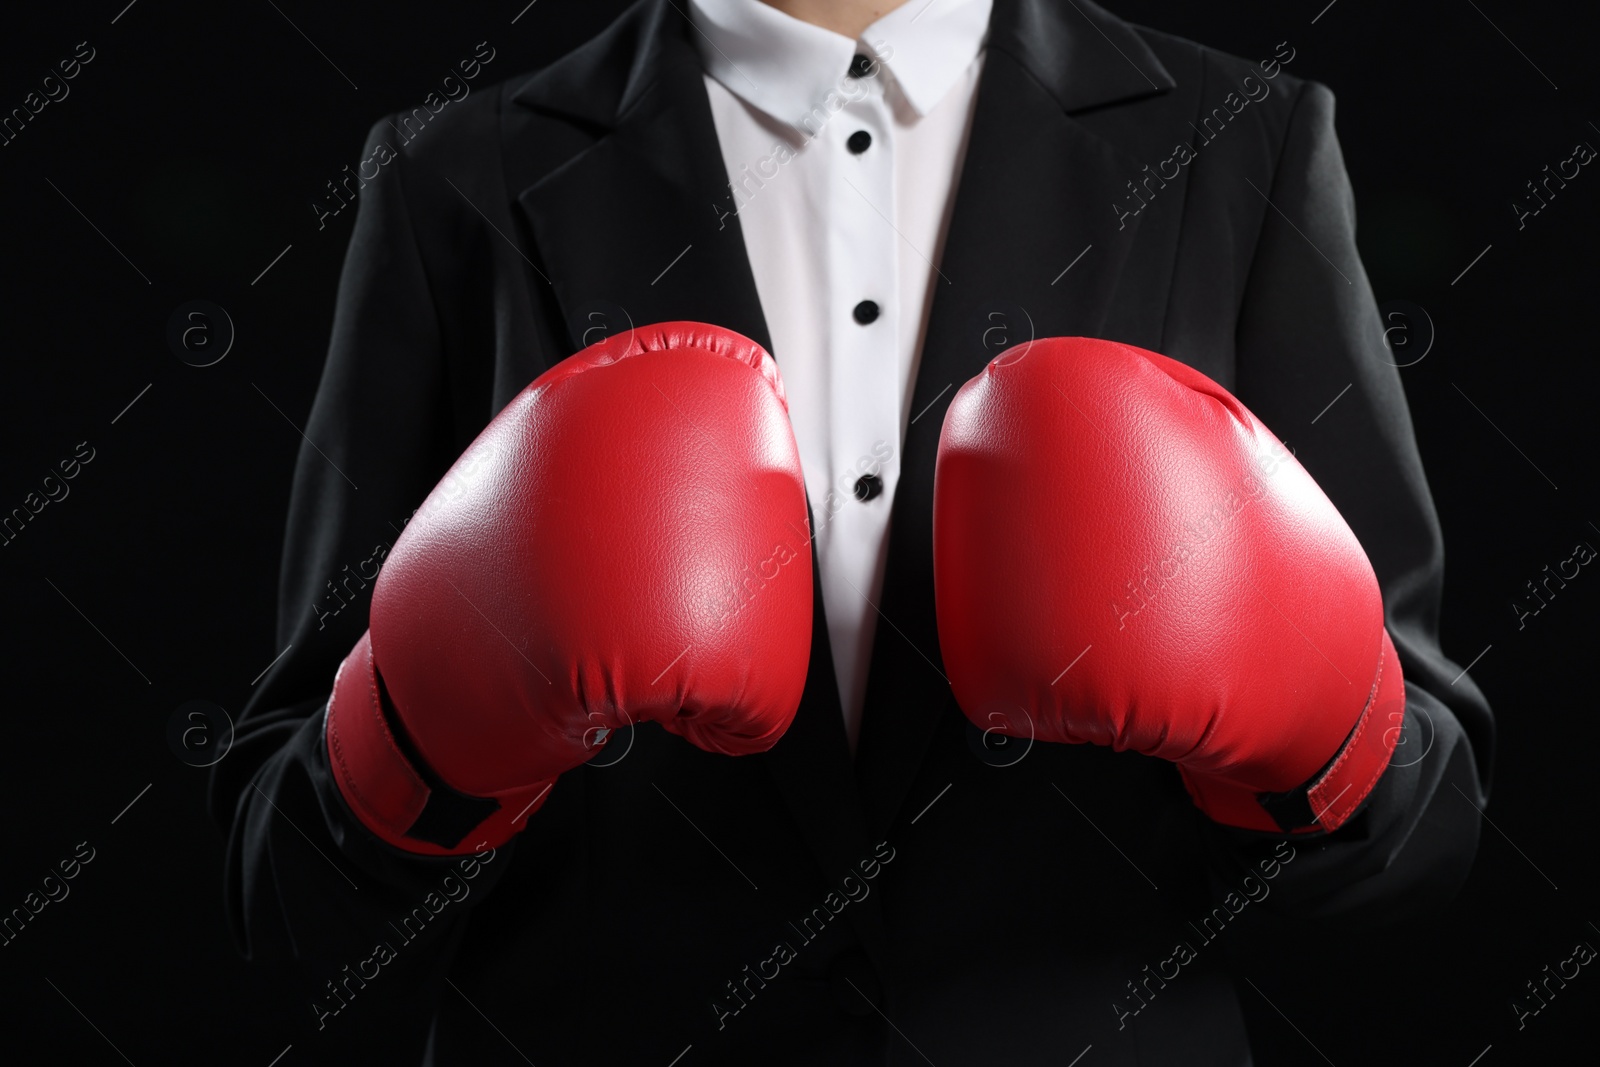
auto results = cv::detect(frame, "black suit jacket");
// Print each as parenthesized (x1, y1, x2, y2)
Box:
(211, 1, 1494, 1064)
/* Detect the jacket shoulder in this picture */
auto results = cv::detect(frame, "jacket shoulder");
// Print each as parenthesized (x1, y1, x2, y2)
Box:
(1133, 24, 1314, 128)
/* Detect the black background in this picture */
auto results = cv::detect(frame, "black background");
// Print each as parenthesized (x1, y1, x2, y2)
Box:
(2, 1, 1595, 1063)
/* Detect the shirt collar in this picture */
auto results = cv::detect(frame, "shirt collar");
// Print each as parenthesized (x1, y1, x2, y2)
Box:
(686, 0, 993, 126)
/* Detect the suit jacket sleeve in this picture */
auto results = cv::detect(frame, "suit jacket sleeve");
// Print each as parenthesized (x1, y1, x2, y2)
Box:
(1215, 80, 1495, 927)
(207, 115, 519, 972)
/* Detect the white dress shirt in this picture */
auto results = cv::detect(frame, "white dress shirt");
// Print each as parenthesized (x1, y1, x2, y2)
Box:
(687, 0, 992, 751)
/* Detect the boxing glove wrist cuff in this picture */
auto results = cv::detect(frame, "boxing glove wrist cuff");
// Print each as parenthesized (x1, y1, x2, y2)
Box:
(1183, 627, 1407, 835)
(325, 630, 554, 856)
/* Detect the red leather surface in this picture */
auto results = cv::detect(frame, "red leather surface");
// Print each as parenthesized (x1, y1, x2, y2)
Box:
(933, 336, 1402, 831)
(329, 321, 812, 850)
(326, 629, 430, 840)
(1306, 625, 1405, 830)
(326, 629, 554, 855)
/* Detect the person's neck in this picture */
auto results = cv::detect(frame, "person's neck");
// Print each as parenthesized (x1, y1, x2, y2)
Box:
(758, 0, 910, 40)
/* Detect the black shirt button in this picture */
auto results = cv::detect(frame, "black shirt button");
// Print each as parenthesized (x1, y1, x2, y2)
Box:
(847, 53, 877, 79)
(852, 300, 879, 325)
(847, 130, 872, 154)
(854, 473, 883, 502)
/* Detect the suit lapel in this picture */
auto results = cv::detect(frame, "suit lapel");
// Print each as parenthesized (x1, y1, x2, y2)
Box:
(512, 2, 770, 351)
(853, 0, 1176, 838)
(510, 0, 886, 959)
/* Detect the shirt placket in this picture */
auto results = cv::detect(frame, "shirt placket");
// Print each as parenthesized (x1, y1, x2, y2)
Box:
(819, 64, 899, 738)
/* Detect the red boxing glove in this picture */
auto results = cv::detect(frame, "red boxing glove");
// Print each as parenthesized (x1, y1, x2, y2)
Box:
(326, 322, 813, 855)
(934, 337, 1403, 834)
